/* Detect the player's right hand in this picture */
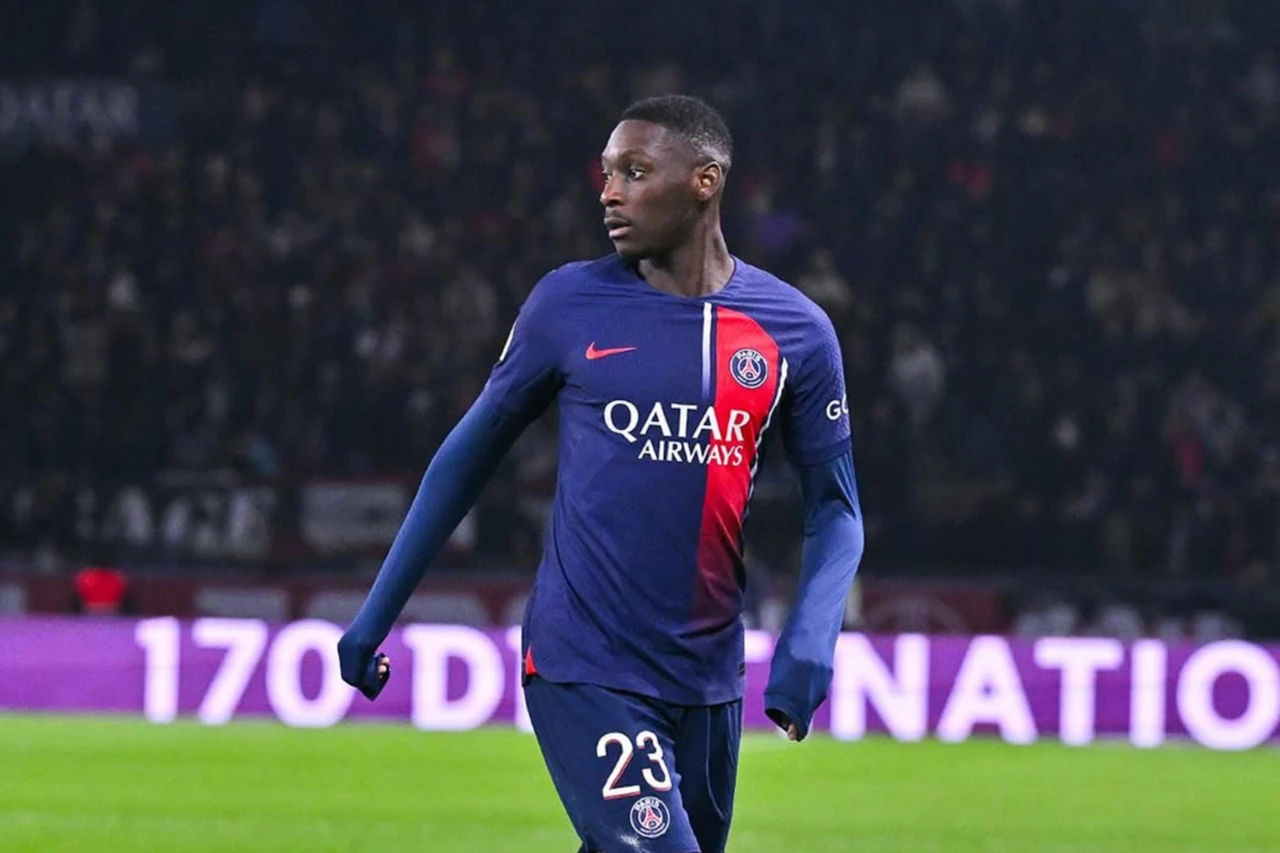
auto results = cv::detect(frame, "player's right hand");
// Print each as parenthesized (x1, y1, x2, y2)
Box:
(337, 632, 391, 700)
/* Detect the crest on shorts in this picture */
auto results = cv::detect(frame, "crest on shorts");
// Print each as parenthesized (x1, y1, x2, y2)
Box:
(629, 796, 670, 839)
(729, 348, 768, 389)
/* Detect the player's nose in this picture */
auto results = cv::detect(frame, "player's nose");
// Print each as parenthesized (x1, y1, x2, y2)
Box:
(599, 175, 624, 208)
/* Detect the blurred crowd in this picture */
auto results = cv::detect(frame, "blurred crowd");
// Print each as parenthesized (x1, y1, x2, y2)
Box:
(3, 0, 1280, 590)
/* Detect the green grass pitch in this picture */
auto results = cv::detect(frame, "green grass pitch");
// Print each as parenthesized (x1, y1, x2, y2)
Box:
(0, 714, 1276, 852)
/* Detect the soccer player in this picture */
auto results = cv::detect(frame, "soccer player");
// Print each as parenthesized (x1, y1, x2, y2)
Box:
(337, 94, 865, 853)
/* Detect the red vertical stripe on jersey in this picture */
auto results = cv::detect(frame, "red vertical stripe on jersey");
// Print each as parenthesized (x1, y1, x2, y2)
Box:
(692, 306, 781, 621)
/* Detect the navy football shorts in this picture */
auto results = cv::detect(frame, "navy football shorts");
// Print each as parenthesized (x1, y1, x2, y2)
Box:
(524, 676, 742, 853)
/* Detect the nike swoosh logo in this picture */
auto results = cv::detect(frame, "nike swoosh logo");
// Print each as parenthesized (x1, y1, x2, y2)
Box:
(585, 342, 637, 360)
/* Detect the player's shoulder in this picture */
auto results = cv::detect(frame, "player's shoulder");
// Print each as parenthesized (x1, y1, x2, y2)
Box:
(526, 255, 628, 307)
(735, 259, 837, 331)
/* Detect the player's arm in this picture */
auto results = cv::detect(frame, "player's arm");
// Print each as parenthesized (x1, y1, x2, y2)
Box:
(336, 280, 565, 699)
(763, 450, 864, 741)
(762, 308, 865, 741)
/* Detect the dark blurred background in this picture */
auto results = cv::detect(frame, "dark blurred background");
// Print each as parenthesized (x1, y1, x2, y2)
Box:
(3, 0, 1279, 637)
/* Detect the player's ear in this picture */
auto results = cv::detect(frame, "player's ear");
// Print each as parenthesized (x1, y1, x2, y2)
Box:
(695, 162, 724, 202)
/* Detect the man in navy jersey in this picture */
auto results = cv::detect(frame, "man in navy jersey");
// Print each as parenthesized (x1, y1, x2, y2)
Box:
(337, 94, 865, 853)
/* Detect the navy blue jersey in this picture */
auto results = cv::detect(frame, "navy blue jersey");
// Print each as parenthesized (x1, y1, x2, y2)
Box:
(488, 254, 851, 705)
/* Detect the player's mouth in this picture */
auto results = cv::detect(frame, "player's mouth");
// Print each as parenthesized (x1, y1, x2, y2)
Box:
(604, 216, 632, 239)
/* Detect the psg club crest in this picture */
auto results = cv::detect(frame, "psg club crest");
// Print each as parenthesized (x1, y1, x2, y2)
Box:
(729, 348, 768, 390)
(629, 796, 671, 839)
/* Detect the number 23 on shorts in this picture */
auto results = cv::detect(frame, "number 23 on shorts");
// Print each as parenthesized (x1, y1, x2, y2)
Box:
(596, 730, 673, 799)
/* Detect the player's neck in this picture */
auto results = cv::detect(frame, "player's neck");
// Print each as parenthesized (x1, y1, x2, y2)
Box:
(637, 225, 734, 299)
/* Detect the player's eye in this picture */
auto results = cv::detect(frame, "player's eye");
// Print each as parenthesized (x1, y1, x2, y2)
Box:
(627, 167, 645, 180)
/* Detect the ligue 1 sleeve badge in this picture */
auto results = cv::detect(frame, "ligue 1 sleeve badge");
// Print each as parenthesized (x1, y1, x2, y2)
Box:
(629, 796, 671, 839)
(729, 348, 768, 389)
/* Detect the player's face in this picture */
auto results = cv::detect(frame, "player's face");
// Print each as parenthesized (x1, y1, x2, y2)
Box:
(599, 120, 703, 259)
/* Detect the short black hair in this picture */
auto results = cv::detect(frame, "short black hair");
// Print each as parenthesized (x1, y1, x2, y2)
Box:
(621, 94, 733, 172)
